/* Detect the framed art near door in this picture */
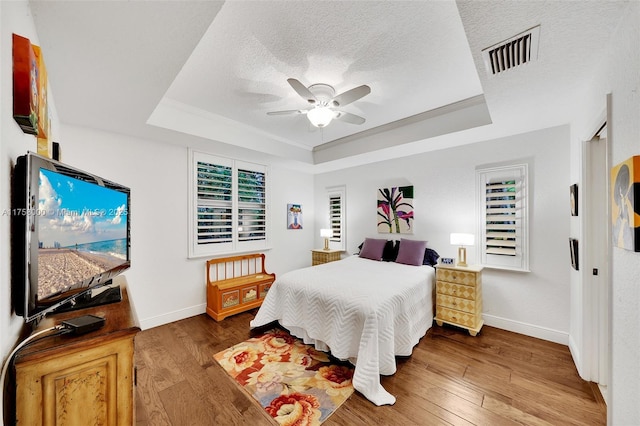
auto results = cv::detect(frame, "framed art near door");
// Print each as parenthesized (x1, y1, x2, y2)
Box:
(611, 156, 640, 251)
(569, 238, 579, 270)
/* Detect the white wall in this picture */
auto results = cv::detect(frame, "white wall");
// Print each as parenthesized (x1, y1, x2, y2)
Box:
(569, 2, 640, 423)
(0, 1, 61, 359)
(59, 124, 315, 330)
(314, 125, 571, 343)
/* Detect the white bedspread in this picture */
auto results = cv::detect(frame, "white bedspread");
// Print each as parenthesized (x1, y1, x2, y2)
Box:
(250, 256, 434, 405)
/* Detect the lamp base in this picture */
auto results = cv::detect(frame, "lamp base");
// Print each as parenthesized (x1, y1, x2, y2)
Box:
(457, 246, 468, 267)
(323, 238, 330, 251)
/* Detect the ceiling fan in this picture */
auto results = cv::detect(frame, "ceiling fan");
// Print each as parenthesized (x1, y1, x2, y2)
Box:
(267, 78, 371, 128)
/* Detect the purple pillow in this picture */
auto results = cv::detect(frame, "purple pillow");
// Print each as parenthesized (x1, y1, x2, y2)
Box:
(395, 238, 428, 266)
(359, 238, 387, 261)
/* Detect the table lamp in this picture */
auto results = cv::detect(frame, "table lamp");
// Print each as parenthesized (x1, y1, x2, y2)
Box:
(320, 229, 333, 250)
(450, 233, 474, 267)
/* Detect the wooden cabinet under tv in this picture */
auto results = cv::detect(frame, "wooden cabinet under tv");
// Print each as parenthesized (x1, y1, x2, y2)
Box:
(13, 276, 140, 426)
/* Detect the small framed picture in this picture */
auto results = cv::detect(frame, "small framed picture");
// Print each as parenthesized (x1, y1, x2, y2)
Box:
(440, 257, 455, 265)
(569, 238, 579, 270)
(570, 184, 578, 216)
(287, 203, 302, 229)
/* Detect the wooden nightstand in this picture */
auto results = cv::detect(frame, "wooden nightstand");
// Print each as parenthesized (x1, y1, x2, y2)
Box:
(311, 249, 342, 266)
(434, 264, 484, 336)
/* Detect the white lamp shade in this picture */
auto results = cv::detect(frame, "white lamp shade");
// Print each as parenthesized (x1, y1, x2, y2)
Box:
(307, 107, 334, 127)
(450, 233, 474, 246)
(320, 228, 333, 238)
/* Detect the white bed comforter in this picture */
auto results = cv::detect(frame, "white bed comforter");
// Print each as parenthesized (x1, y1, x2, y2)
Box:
(250, 256, 435, 405)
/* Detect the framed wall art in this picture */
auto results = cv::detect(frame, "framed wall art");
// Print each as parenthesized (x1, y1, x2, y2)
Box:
(570, 184, 578, 216)
(12, 33, 39, 135)
(569, 238, 579, 270)
(287, 203, 302, 229)
(611, 156, 640, 251)
(377, 186, 414, 234)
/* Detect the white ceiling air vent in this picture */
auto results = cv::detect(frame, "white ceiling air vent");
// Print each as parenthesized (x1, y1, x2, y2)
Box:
(482, 25, 540, 75)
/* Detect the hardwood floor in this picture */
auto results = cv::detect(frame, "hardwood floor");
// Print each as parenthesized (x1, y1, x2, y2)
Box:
(135, 311, 606, 425)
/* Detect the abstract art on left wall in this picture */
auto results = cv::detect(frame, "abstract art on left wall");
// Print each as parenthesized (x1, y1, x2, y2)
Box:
(12, 33, 39, 135)
(377, 186, 414, 234)
(13, 33, 51, 154)
(611, 155, 640, 252)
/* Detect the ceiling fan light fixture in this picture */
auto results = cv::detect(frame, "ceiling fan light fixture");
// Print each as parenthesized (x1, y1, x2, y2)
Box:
(307, 106, 334, 127)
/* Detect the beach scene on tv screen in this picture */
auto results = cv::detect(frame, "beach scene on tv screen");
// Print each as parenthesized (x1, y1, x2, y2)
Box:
(37, 168, 128, 300)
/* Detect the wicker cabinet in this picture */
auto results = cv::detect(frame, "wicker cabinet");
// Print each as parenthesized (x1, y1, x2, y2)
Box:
(14, 276, 139, 425)
(434, 264, 484, 336)
(311, 249, 342, 266)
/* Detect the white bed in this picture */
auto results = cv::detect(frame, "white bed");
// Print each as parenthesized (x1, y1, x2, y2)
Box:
(249, 255, 435, 406)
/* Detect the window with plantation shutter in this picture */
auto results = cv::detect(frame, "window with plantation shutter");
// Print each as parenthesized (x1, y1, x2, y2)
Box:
(189, 151, 269, 257)
(326, 186, 346, 251)
(477, 163, 529, 271)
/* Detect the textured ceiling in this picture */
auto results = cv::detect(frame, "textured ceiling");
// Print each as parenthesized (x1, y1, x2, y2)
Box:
(163, 0, 483, 149)
(28, 1, 631, 172)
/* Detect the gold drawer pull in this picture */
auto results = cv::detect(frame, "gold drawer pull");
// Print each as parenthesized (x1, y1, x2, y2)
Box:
(452, 274, 457, 280)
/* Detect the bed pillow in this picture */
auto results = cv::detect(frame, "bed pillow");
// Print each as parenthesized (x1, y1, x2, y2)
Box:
(358, 240, 397, 261)
(395, 238, 428, 266)
(423, 248, 440, 266)
(358, 238, 388, 261)
(382, 240, 399, 262)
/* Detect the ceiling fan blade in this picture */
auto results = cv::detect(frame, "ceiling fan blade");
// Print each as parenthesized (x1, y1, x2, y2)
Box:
(334, 111, 366, 125)
(331, 85, 371, 107)
(266, 109, 307, 115)
(287, 78, 317, 104)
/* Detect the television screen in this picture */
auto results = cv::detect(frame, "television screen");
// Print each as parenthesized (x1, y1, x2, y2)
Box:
(37, 168, 129, 301)
(12, 152, 131, 323)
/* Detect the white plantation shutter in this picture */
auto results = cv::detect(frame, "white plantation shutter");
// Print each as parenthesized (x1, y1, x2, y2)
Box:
(237, 167, 266, 243)
(196, 159, 233, 250)
(189, 151, 269, 257)
(327, 186, 346, 251)
(485, 180, 518, 256)
(329, 196, 341, 241)
(477, 164, 529, 271)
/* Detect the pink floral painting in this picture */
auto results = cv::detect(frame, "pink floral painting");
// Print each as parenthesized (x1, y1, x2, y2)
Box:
(377, 186, 414, 234)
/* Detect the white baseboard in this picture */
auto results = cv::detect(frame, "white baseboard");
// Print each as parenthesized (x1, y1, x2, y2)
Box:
(483, 314, 569, 345)
(568, 334, 584, 377)
(138, 303, 206, 330)
(137, 308, 569, 346)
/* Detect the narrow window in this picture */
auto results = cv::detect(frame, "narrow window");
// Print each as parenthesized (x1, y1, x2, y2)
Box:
(326, 186, 346, 251)
(477, 163, 529, 271)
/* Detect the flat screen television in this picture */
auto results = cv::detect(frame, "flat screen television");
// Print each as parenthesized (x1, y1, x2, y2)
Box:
(12, 152, 131, 324)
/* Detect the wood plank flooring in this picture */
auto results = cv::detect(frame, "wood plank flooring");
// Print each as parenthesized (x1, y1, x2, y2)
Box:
(135, 311, 605, 425)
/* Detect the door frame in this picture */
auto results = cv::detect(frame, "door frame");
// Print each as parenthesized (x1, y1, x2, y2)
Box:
(579, 94, 612, 402)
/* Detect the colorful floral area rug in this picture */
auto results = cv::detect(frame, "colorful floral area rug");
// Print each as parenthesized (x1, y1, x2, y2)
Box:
(214, 328, 355, 425)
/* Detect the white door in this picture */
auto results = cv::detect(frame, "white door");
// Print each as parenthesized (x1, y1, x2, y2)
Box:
(584, 123, 610, 397)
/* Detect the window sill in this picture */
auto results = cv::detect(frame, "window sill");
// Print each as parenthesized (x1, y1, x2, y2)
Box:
(188, 246, 273, 260)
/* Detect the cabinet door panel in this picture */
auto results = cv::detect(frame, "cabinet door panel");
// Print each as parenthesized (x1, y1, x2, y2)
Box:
(17, 338, 134, 426)
(45, 355, 116, 425)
